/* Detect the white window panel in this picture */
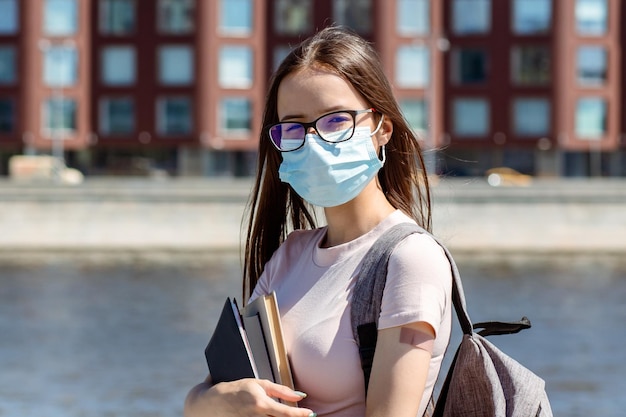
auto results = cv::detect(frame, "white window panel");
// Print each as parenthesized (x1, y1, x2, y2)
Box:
(44, 0, 78, 35)
(396, 45, 429, 88)
(575, 97, 606, 139)
(219, 46, 253, 89)
(43, 45, 78, 87)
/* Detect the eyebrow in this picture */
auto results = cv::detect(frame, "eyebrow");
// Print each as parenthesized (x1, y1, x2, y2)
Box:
(280, 106, 349, 122)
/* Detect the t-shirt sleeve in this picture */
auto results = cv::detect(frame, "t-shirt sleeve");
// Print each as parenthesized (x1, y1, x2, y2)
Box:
(377, 233, 452, 336)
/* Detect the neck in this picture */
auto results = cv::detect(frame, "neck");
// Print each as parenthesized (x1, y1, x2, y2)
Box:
(322, 181, 395, 247)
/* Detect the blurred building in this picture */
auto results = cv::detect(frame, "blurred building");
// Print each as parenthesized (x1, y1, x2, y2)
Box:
(0, 0, 623, 177)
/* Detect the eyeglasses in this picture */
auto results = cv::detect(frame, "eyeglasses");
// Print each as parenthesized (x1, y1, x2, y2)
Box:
(267, 108, 376, 152)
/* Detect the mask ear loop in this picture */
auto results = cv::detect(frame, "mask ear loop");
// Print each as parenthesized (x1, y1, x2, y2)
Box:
(370, 114, 384, 136)
(370, 115, 386, 164)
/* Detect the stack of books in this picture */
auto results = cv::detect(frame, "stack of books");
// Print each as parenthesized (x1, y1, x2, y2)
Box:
(204, 292, 296, 406)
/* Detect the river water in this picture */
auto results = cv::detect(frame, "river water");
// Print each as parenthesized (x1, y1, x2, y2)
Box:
(1, 254, 624, 417)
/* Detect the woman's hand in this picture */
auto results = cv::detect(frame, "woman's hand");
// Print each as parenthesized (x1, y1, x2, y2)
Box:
(184, 377, 316, 417)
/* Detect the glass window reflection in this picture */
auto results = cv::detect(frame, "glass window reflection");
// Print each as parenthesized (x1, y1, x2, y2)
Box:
(576, 97, 606, 138)
(43, 45, 78, 87)
(157, 96, 192, 135)
(0, 0, 18, 34)
(99, 0, 136, 35)
(44, 0, 78, 36)
(220, 0, 252, 35)
(453, 97, 490, 137)
(333, 0, 372, 35)
(43, 98, 77, 134)
(157, 0, 195, 34)
(511, 45, 550, 85)
(0, 46, 17, 85)
(575, 0, 607, 36)
(577, 46, 607, 86)
(0, 98, 15, 133)
(101, 46, 136, 86)
(513, 98, 550, 136)
(452, 0, 491, 35)
(396, 45, 429, 88)
(400, 99, 428, 134)
(451, 48, 488, 85)
(221, 97, 251, 134)
(512, 0, 552, 35)
(99, 97, 135, 135)
(159, 45, 194, 86)
(219, 46, 253, 89)
(274, 0, 312, 35)
(397, 0, 429, 36)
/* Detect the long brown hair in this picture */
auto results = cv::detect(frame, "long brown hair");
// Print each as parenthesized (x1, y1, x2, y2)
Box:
(242, 26, 432, 301)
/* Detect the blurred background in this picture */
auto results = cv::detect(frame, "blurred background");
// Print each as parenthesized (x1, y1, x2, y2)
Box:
(1, 1, 625, 416)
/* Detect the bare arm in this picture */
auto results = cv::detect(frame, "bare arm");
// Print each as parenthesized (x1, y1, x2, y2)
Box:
(365, 322, 435, 417)
(184, 375, 317, 417)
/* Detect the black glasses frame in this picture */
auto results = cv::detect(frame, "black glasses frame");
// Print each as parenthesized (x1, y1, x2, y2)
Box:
(267, 108, 376, 152)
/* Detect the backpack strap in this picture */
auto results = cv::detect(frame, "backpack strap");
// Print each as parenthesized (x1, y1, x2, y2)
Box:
(351, 222, 534, 417)
(351, 222, 474, 395)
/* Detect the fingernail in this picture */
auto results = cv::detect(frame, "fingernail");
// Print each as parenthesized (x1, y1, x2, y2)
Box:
(294, 390, 307, 398)
(308, 413, 317, 417)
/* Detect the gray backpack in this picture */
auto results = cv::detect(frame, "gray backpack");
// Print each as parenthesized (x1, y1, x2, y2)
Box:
(351, 222, 553, 417)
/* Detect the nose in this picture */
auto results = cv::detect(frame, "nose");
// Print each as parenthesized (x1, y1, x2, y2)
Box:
(306, 126, 317, 135)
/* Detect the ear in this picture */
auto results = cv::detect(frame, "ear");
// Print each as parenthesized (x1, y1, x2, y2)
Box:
(376, 115, 393, 146)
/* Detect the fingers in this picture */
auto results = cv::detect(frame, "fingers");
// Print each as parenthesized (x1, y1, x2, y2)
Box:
(253, 380, 317, 417)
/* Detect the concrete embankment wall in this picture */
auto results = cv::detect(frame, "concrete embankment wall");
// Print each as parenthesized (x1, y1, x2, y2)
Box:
(0, 177, 624, 267)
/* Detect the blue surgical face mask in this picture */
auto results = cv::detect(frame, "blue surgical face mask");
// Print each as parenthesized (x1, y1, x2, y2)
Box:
(278, 121, 386, 207)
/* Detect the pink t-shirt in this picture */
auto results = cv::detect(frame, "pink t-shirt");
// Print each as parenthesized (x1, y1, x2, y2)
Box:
(251, 210, 452, 417)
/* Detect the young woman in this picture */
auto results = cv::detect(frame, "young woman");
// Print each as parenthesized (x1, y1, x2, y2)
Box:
(185, 26, 452, 417)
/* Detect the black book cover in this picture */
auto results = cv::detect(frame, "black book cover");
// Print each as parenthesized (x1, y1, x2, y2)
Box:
(204, 298, 256, 382)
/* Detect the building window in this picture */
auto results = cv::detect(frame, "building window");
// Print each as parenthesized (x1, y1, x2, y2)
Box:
(0, 0, 18, 34)
(274, 0, 312, 35)
(452, 0, 491, 35)
(219, 46, 253, 89)
(333, 0, 372, 35)
(451, 48, 488, 85)
(159, 45, 194, 86)
(157, 0, 195, 34)
(157, 97, 192, 135)
(397, 0, 429, 36)
(99, 97, 134, 135)
(99, 0, 136, 35)
(400, 99, 428, 135)
(220, 97, 252, 135)
(0, 46, 17, 85)
(577, 46, 607, 86)
(513, 97, 550, 137)
(512, 0, 551, 35)
(575, 97, 606, 139)
(101, 46, 136, 86)
(396, 45, 429, 88)
(219, 0, 252, 36)
(44, 0, 78, 36)
(452, 97, 490, 137)
(0, 98, 15, 133)
(511, 45, 550, 85)
(43, 45, 78, 87)
(43, 97, 77, 135)
(575, 0, 607, 36)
